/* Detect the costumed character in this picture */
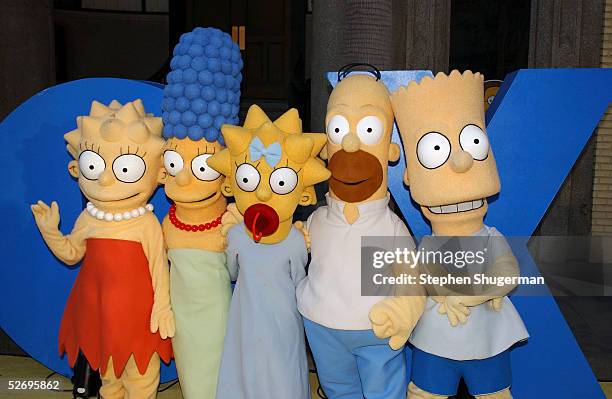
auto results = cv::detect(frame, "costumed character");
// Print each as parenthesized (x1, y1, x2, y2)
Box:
(389, 70, 529, 398)
(295, 65, 421, 399)
(484, 79, 502, 112)
(160, 26, 242, 399)
(207, 105, 330, 399)
(30, 100, 174, 399)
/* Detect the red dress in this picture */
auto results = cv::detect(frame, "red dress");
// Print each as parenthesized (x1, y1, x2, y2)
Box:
(59, 238, 173, 377)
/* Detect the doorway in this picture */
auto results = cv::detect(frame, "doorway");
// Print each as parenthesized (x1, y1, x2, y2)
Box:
(171, 0, 307, 124)
(449, 0, 531, 81)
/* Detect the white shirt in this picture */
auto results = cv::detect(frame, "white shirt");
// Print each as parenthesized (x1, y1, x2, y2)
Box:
(296, 193, 414, 330)
(409, 225, 529, 360)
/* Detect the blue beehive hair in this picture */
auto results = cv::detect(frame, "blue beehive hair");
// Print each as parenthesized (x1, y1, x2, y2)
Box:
(162, 27, 243, 145)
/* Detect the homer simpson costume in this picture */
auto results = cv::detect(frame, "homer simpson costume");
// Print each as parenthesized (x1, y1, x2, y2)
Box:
(31, 100, 173, 399)
(207, 105, 330, 399)
(384, 70, 528, 398)
(160, 26, 242, 399)
(296, 66, 422, 399)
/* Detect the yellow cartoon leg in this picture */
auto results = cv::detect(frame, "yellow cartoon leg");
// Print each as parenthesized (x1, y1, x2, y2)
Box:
(121, 354, 160, 399)
(408, 382, 448, 399)
(99, 357, 125, 399)
(476, 388, 512, 399)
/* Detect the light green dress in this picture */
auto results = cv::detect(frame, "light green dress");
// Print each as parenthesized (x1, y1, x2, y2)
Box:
(169, 248, 232, 399)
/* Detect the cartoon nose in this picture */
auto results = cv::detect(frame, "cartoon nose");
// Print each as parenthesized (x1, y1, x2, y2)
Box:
(175, 169, 192, 187)
(256, 186, 273, 202)
(341, 134, 360, 153)
(450, 151, 474, 173)
(98, 169, 116, 186)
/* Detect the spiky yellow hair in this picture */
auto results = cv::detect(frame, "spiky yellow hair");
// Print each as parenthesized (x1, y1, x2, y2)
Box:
(208, 105, 330, 202)
(391, 70, 485, 122)
(64, 99, 164, 159)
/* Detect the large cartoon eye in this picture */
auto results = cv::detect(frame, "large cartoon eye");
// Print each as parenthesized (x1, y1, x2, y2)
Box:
(78, 150, 105, 180)
(356, 116, 384, 145)
(191, 154, 221, 181)
(416, 132, 451, 169)
(235, 163, 260, 192)
(269, 167, 298, 195)
(113, 154, 146, 183)
(164, 151, 184, 176)
(326, 115, 350, 145)
(459, 124, 489, 161)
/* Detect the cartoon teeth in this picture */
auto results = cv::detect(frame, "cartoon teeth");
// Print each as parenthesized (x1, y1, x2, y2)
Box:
(428, 199, 484, 214)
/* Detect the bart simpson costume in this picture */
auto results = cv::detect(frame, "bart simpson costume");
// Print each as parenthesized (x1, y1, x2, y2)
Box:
(207, 105, 330, 399)
(296, 70, 422, 399)
(160, 26, 242, 399)
(388, 70, 528, 398)
(31, 100, 173, 399)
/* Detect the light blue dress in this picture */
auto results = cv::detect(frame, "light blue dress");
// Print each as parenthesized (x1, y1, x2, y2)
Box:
(215, 223, 310, 399)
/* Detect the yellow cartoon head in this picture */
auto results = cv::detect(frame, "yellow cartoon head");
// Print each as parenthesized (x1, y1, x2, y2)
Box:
(484, 79, 502, 111)
(207, 105, 330, 243)
(325, 74, 400, 203)
(162, 137, 224, 208)
(391, 70, 500, 227)
(64, 100, 165, 213)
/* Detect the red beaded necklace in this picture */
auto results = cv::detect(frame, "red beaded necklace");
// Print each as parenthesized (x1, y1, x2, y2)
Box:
(169, 204, 224, 232)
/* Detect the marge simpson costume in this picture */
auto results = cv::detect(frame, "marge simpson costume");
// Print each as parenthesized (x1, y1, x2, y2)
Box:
(389, 71, 528, 398)
(31, 100, 173, 399)
(296, 67, 422, 399)
(160, 27, 242, 399)
(208, 105, 330, 399)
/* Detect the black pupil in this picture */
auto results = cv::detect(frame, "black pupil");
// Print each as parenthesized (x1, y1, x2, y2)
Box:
(434, 145, 440, 150)
(243, 178, 248, 183)
(89, 165, 94, 170)
(334, 128, 339, 133)
(122, 168, 128, 173)
(367, 127, 372, 133)
(474, 139, 480, 144)
(200, 167, 205, 172)
(279, 181, 285, 186)
(170, 163, 174, 167)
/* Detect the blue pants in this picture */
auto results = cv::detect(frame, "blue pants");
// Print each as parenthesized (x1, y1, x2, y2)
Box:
(411, 347, 512, 396)
(304, 318, 407, 399)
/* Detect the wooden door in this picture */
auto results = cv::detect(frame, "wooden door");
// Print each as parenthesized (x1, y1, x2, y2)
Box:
(174, 0, 293, 100)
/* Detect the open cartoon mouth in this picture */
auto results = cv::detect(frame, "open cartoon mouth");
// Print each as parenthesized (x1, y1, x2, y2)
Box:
(427, 199, 484, 214)
(243, 203, 280, 242)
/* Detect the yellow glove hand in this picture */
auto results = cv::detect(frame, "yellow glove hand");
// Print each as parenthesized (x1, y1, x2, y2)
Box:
(436, 295, 502, 326)
(221, 203, 243, 237)
(369, 296, 426, 350)
(150, 308, 175, 339)
(488, 297, 503, 311)
(31, 200, 60, 236)
(436, 296, 470, 327)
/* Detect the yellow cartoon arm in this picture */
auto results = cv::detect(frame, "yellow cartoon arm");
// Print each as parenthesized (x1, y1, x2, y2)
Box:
(435, 252, 519, 326)
(31, 201, 86, 265)
(370, 254, 426, 350)
(220, 203, 243, 237)
(294, 211, 315, 250)
(142, 216, 175, 339)
(293, 221, 310, 250)
(369, 295, 426, 350)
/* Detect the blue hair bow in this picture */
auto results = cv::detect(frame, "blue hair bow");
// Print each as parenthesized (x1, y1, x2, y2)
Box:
(249, 137, 282, 167)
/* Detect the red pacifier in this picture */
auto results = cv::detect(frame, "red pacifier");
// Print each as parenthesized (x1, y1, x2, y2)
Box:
(243, 203, 280, 242)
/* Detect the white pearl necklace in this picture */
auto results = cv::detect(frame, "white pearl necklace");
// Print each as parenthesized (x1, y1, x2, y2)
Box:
(86, 202, 154, 222)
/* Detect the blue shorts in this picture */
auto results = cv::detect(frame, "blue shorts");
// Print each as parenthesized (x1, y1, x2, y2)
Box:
(411, 348, 512, 396)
